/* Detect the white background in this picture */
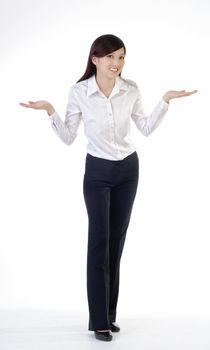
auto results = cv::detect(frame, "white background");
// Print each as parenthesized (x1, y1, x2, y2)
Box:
(0, 0, 209, 318)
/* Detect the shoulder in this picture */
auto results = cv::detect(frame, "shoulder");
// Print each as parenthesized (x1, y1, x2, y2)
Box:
(70, 79, 89, 92)
(119, 77, 141, 92)
(119, 77, 141, 97)
(120, 77, 138, 88)
(67, 79, 89, 101)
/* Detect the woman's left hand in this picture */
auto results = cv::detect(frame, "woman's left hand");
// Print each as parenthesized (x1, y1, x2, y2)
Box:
(163, 89, 198, 103)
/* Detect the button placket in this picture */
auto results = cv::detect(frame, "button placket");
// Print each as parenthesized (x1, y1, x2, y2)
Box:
(106, 99, 115, 144)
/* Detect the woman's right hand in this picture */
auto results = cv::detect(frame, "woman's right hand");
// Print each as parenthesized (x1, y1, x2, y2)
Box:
(19, 100, 55, 116)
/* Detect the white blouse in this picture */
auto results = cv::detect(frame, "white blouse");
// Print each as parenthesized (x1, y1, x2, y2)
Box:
(49, 74, 169, 160)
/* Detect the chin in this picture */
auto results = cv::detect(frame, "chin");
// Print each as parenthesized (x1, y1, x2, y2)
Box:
(108, 72, 121, 79)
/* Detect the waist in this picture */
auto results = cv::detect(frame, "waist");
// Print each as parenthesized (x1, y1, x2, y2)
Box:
(86, 150, 138, 163)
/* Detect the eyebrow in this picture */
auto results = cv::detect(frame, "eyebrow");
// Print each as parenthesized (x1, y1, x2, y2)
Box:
(108, 52, 125, 56)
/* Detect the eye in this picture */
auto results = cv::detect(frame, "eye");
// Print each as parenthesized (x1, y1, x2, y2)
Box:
(120, 56, 125, 60)
(107, 54, 113, 58)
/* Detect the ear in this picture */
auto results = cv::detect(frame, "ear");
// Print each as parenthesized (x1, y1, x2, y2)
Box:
(91, 55, 97, 65)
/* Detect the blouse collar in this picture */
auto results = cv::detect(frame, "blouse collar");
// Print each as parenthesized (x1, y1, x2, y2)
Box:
(87, 74, 128, 98)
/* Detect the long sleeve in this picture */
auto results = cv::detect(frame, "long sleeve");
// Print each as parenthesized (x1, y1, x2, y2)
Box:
(50, 86, 82, 145)
(131, 89, 169, 136)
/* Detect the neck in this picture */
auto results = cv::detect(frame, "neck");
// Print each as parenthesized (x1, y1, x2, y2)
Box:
(95, 73, 116, 97)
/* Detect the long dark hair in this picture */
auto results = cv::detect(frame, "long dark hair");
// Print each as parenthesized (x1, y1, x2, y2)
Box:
(77, 34, 126, 83)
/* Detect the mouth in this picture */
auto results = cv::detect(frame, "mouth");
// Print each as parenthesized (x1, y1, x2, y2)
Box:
(110, 68, 119, 73)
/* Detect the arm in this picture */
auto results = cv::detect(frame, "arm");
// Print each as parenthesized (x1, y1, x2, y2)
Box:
(20, 86, 82, 145)
(131, 90, 169, 136)
(49, 87, 82, 145)
(131, 88, 198, 136)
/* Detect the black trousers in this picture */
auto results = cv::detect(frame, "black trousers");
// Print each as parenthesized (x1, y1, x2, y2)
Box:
(83, 151, 139, 331)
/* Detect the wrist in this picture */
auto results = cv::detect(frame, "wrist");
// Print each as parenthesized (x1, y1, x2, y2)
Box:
(163, 95, 170, 104)
(47, 105, 55, 116)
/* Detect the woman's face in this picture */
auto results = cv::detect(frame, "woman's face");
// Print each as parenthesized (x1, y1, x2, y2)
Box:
(92, 47, 125, 80)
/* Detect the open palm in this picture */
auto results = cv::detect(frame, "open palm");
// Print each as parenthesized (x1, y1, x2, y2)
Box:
(19, 100, 55, 115)
(19, 100, 50, 110)
(163, 90, 198, 103)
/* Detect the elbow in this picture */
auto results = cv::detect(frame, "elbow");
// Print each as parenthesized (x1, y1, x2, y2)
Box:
(143, 131, 150, 137)
(141, 127, 151, 137)
(64, 133, 77, 145)
(65, 140, 72, 146)
(65, 137, 73, 145)
(136, 120, 152, 137)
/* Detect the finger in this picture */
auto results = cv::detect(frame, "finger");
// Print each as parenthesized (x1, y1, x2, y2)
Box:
(190, 90, 198, 94)
(184, 90, 198, 96)
(184, 90, 198, 94)
(179, 90, 198, 98)
(19, 102, 37, 108)
(19, 102, 30, 107)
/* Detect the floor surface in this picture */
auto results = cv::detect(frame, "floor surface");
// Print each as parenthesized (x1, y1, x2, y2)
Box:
(0, 309, 209, 350)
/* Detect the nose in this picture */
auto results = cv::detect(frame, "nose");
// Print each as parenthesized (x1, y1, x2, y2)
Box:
(112, 60, 121, 68)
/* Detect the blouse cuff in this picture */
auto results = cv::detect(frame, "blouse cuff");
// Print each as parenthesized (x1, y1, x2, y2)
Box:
(49, 110, 58, 120)
(160, 99, 170, 109)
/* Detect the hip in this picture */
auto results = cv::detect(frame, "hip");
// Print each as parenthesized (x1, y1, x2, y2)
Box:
(84, 151, 139, 184)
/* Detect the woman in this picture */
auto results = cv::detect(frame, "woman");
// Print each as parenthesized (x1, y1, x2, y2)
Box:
(20, 34, 197, 342)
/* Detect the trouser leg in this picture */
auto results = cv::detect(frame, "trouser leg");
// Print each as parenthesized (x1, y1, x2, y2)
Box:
(83, 177, 111, 331)
(109, 176, 139, 322)
(83, 151, 139, 331)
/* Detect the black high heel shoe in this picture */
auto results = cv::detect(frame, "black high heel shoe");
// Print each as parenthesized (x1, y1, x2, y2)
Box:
(94, 330, 113, 341)
(110, 322, 120, 332)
